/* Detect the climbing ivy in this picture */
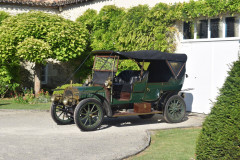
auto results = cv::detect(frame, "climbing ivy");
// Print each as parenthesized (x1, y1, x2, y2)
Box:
(76, 9, 97, 34)
(115, 5, 151, 51)
(174, 0, 240, 20)
(91, 5, 125, 51)
(76, 0, 240, 72)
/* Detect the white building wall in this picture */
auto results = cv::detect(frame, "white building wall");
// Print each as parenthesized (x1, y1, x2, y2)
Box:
(62, 0, 189, 21)
(0, 0, 190, 21)
(0, 4, 59, 15)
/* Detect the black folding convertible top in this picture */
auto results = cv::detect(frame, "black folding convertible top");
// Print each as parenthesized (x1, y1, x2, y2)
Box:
(92, 50, 187, 62)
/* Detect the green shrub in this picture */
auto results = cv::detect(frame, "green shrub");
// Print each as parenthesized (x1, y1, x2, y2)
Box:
(0, 11, 10, 25)
(115, 5, 151, 51)
(13, 88, 50, 104)
(53, 83, 82, 95)
(196, 57, 240, 160)
(76, 9, 97, 33)
(0, 11, 90, 93)
(91, 5, 125, 51)
(0, 11, 89, 64)
(0, 65, 20, 98)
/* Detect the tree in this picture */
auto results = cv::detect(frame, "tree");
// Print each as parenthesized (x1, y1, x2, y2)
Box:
(196, 57, 240, 159)
(0, 11, 89, 95)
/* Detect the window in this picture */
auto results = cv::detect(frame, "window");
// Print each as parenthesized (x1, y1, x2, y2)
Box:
(226, 17, 239, 37)
(210, 18, 222, 38)
(183, 16, 240, 40)
(41, 64, 48, 84)
(197, 19, 208, 38)
(93, 56, 118, 72)
(183, 21, 194, 39)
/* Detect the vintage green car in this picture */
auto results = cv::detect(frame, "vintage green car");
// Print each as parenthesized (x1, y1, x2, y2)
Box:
(50, 50, 188, 131)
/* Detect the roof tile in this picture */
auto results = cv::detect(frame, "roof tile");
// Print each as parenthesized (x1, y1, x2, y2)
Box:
(0, 0, 91, 6)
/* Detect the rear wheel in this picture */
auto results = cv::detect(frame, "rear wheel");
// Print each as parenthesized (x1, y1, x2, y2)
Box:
(50, 103, 73, 125)
(138, 114, 154, 119)
(74, 98, 104, 131)
(163, 95, 186, 123)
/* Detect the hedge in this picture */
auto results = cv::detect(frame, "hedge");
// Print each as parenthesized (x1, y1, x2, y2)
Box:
(196, 57, 240, 159)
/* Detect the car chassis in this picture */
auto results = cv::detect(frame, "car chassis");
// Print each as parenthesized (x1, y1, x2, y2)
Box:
(50, 50, 188, 131)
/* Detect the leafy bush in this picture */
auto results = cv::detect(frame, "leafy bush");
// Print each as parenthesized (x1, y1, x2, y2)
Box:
(53, 83, 82, 95)
(196, 57, 240, 160)
(0, 65, 20, 98)
(17, 37, 52, 64)
(0, 11, 89, 64)
(117, 60, 139, 74)
(13, 88, 34, 104)
(13, 88, 50, 104)
(0, 11, 90, 94)
(0, 11, 10, 25)
(91, 5, 125, 51)
(76, 9, 97, 34)
(34, 89, 51, 103)
(115, 5, 151, 51)
(76, 4, 177, 73)
(76, 4, 177, 53)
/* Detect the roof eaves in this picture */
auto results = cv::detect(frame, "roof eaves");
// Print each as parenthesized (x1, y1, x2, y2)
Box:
(0, 0, 91, 7)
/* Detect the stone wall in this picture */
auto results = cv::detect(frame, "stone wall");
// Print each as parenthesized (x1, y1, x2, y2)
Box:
(18, 60, 82, 89)
(45, 61, 81, 88)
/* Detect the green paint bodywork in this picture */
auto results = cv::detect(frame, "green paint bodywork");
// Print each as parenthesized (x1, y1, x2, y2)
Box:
(74, 76, 184, 105)
(76, 86, 105, 100)
(143, 78, 184, 101)
(112, 77, 184, 104)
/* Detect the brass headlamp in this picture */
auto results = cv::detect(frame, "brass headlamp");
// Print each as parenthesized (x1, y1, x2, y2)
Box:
(104, 77, 112, 89)
(51, 94, 62, 103)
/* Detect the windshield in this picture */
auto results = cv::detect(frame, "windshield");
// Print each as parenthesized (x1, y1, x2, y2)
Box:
(93, 56, 119, 72)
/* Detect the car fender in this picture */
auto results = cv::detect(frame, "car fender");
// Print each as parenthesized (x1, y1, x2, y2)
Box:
(85, 93, 112, 117)
(158, 91, 178, 111)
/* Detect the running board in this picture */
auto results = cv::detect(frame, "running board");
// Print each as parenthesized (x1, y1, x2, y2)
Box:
(112, 110, 162, 117)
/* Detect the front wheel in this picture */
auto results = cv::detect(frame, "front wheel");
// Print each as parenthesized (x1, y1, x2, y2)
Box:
(50, 103, 73, 125)
(163, 95, 186, 123)
(74, 98, 104, 131)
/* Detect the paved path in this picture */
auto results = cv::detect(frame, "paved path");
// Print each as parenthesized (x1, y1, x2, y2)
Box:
(0, 110, 205, 160)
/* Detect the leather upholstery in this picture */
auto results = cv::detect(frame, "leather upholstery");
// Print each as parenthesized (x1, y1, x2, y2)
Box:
(113, 70, 148, 93)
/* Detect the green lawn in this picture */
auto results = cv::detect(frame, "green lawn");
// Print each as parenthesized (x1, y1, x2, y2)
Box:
(0, 99, 51, 110)
(128, 128, 201, 160)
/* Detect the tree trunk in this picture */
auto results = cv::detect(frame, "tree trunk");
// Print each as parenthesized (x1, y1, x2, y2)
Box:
(34, 63, 41, 96)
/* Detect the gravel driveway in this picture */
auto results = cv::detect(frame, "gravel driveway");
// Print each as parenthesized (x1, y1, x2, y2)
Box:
(0, 110, 205, 160)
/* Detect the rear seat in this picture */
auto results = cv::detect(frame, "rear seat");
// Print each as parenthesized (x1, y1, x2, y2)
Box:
(113, 70, 148, 93)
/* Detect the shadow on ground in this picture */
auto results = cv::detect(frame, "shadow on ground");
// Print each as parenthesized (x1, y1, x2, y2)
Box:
(58, 113, 190, 131)
(98, 114, 189, 130)
(0, 103, 10, 106)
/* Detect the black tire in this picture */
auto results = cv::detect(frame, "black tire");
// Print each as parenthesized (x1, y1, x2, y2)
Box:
(74, 98, 104, 131)
(50, 103, 73, 125)
(163, 95, 186, 123)
(138, 114, 154, 119)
